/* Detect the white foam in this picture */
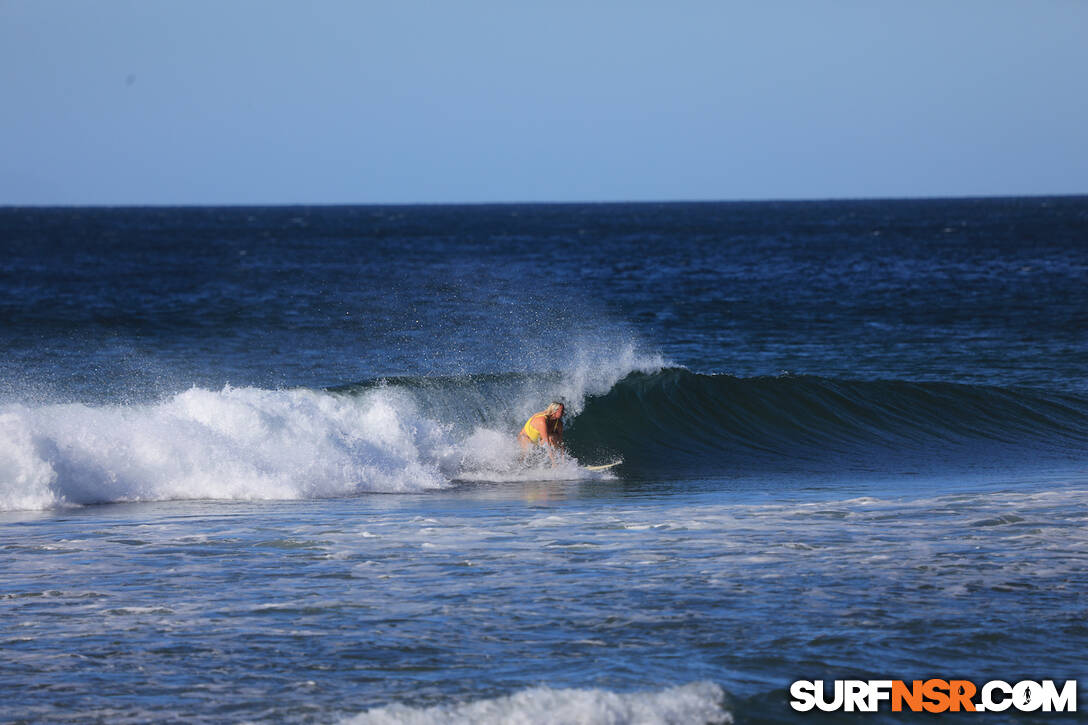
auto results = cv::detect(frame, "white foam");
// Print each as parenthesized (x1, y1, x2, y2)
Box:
(343, 682, 730, 725)
(455, 429, 590, 483)
(0, 385, 458, 511)
(0, 409, 61, 510)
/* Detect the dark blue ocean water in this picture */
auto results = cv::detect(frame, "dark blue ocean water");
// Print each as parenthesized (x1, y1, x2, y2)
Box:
(1, 198, 1087, 722)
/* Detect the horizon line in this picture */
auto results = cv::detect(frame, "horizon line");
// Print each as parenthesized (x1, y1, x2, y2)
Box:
(2, 191, 1086, 210)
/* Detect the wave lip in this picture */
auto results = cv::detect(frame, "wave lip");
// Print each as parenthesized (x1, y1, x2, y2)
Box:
(342, 682, 730, 725)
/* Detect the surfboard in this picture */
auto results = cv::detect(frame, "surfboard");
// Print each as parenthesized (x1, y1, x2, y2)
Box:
(583, 460, 622, 472)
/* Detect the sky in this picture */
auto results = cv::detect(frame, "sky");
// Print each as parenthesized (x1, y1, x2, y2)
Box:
(1, 1, 1086, 205)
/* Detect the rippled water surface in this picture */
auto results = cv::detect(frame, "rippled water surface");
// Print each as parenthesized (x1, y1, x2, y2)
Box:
(4, 476, 1086, 722)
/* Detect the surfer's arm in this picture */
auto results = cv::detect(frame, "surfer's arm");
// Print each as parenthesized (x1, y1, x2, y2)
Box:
(544, 422, 564, 464)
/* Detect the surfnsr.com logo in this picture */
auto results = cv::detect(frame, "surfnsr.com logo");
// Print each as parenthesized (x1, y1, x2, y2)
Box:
(790, 679, 1078, 713)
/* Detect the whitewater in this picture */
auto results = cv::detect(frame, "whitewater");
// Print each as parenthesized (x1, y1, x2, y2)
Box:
(0, 346, 666, 511)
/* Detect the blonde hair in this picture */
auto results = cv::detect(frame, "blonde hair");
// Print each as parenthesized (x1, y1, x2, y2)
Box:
(544, 401, 564, 416)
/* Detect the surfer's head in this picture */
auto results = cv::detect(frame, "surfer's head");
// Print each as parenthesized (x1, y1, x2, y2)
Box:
(544, 401, 564, 419)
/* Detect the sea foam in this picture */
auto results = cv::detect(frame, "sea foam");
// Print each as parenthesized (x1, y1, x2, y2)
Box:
(0, 385, 457, 511)
(342, 682, 730, 725)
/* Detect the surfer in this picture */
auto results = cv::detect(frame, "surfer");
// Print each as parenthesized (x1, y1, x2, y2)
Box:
(518, 402, 565, 464)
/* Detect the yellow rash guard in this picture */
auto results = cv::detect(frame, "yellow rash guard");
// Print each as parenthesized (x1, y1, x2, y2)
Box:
(521, 412, 548, 443)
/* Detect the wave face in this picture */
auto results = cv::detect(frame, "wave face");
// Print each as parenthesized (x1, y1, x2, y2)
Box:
(4, 364, 1087, 511)
(566, 369, 1088, 474)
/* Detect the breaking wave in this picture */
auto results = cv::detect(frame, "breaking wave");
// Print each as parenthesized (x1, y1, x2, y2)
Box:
(3, 362, 1087, 511)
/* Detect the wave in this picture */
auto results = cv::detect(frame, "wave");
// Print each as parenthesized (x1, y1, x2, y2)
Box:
(565, 369, 1088, 474)
(0, 352, 663, 511)
(3, 363, 1087, 511)
(342, 682, 730, 725)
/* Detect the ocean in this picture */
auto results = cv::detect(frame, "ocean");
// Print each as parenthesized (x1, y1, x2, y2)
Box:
(1, 198, 1086, 723)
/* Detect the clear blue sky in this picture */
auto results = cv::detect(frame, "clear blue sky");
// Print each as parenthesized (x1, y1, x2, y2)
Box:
(2, 1, 1086, 205)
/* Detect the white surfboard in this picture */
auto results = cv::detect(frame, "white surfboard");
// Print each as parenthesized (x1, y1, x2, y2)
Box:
(583, 460, 622, 472)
